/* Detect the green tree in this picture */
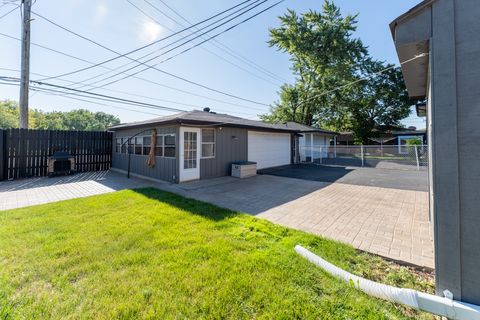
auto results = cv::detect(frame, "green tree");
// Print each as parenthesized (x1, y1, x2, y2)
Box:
(264, 1, 413, 142)
(263, 2, 367, 129)
(0, 100, 19, 129)
(349, 61, 412, 144)
(406, 138, 422, 146)
(0, 101, 120, 131)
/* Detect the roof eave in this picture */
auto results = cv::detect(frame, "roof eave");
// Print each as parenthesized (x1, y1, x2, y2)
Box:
(110, 119, 299, 133)
(389, 0, 437, 40)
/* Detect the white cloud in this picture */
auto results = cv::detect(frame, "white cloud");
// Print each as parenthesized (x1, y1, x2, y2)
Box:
(95, 2, 108, 23)
(139, 20, 166, 43)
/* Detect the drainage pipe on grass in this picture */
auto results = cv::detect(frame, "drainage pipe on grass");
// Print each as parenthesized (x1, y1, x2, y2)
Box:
(295, 245, 480, 320)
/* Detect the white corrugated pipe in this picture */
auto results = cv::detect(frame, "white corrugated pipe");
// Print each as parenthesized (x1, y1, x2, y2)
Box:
(295, 245, 480, 320)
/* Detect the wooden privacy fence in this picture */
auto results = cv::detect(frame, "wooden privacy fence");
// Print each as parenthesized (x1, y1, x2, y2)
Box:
(0, 129, 113, 181)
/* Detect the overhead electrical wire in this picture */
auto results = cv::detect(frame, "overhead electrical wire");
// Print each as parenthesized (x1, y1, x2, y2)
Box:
(0, 80, 166, 116)
(1, 76, 260, 119)
(79, 0, 283, 91)
(32, 0, 252, 80)
(150, 0, 286, 66)
(0, 76, 188, 113)
(32, 8, 270, 106)
(0, 31, 266, 111)
(154, 0, 288, 83)
(72, 0, 272, 89)
(0, 67, 257, 116)
(292, 53, 430, 109)
(124, 0, 280, 87)
(29, 0, 279, 106)
(138, 0, 285, 85)
(0, 2, 18, 19)
(1, 76, 260, 120)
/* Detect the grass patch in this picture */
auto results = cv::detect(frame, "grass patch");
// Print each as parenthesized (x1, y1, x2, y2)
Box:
(0, 188, 435, 319)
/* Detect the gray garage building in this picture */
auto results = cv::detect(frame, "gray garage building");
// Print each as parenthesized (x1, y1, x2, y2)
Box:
(391, 0, 480, 305)
(109, 109, 335, 183)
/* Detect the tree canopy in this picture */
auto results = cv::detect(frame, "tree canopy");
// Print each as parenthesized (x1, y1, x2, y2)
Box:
(262, 1, 413, 144)
(0, 100, 120, 131)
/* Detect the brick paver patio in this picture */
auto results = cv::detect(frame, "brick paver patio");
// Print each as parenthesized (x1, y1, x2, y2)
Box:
(0, 171, 433, 268)
(257, 183, 433, 268)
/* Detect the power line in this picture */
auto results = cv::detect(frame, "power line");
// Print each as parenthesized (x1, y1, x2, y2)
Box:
(73, 0, 272, 89)
(0, 3, 18, 19)
(31, 0, 252, 79)
(0, 80, 166, 116)
(1, 77, 262, 119)
(125, 0, 281, 87)
(1, 76, 188, 113)
(0, 67, 260, 117)
(155, 0, 288, 83)
(32, 8, 270, 107)
(155, 1, 286, 66)
(82, 0, 282, 91)
(0, 31, 266, 111)
(140, 0, 284, 84)
(293, 53, 430, 109)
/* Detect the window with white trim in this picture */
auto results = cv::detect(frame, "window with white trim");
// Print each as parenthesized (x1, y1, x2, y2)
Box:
(398, 135, 423, 154)
(134, 137, 142, 155)
(164, 134, 176, 158)
(201, 128, 215, 158)
(115, 134, 176, 158)
(142, 136, 151, 155)
(155, 135, 163, 157)
(115, 138, 121, 153)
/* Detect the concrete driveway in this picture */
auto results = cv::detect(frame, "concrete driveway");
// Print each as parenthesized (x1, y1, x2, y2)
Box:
(0, 170, 433, 268)
(259, 164, 429, 192)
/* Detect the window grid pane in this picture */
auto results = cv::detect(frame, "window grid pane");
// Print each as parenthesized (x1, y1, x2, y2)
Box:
(183, 132, 197, 169)
(201, 129, 215, 157)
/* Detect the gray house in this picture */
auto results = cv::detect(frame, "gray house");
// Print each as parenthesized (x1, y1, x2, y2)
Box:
(391, 0, 480, 305)
(109, 109, 335, 183)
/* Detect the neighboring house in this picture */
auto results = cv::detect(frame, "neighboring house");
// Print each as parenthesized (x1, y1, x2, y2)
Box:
(109, 109, 335, 183)
(336, 127, 427, 153)
(391, 0, 480, 304)
(283, 122, 337, 162)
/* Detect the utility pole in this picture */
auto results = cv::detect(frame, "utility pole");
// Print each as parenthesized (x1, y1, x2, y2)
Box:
(19, 0, 32, 129)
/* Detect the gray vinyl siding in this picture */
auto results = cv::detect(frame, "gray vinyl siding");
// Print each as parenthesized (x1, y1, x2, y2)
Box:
(111, 125, 179, 183)
(395, 0, 480, 304)
(200, 127, 248, 179)
(112, 154, 177, 182)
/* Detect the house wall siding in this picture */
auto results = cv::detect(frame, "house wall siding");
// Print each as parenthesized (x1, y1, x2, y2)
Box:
(111, 125, 179, 183)
(452, 0, 480, 303)
(200, 127, 248, 179)
(395, 0, 480, 304)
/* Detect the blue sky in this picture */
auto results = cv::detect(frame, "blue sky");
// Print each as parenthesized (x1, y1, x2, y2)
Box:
(0, 0, 426, 129)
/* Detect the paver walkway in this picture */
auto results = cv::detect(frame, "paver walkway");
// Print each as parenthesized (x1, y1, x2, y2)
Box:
(0, 171, 155, 210)
(0, 171, 433, 268)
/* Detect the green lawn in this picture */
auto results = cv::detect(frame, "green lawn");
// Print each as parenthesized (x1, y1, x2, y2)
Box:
(0, 188, 434, 319)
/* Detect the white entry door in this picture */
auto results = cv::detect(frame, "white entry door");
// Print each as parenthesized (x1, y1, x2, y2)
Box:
(179, 127, 201, 182)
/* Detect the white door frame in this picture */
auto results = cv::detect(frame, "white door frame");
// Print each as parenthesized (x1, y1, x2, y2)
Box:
(179, 127, 201, 182)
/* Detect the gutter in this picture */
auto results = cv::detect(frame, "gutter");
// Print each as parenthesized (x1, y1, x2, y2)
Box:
(295, 245, 480, 320)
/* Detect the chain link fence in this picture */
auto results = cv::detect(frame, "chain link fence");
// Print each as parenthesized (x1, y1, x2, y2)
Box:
(299, 145, 428, 171)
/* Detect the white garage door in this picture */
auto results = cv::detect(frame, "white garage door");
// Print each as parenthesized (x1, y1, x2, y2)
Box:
(248, 131, 291, 170)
